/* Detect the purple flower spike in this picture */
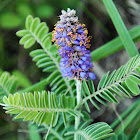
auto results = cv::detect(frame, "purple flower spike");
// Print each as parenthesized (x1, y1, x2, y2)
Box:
(52, 8, 96, 80)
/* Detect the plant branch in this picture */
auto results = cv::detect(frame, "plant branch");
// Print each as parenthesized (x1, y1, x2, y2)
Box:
(75, 80, 82, 130)
(102, 0, 139, 57)
(91, 25, 140, 62)
(6, 104, 77, 113)
(18, 78, 48, 93)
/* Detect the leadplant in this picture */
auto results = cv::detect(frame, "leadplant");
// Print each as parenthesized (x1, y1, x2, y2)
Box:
(0, 4, 140, 140)
(80, 55, 140, 112)
(1, 91, 81, 127)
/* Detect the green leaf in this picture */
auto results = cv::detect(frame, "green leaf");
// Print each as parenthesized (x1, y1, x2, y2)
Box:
(88, 79, 95, 93)
(0, 12, 22, 29)
(42, 37, 51, 50)
(14, 93, 20, 105)
(134, 129, 140, 140)
(74, 122, 114, 140)
(26, 15, 33, 30)
(1, 92, 80, 127)
(102, 0, 138, 57)
(91, 25, 140, 62)
(37, 26, 49, 40)
(16, 30, 30, 37)
(6, 108, 21, 114)
(118, 83, 131, 98)
(135, 67, 140, 74)
(24, 37, 36, 49)
(97, 72, 109, 90)
(20, 94, 26, 107)
(49, 45, 58, 54)
(82, 80, 100, 109)
(0, 71, 17, 96)
(82, 55, 140, 110)
(3, 96, 9, 104)
(28, 124, 41, 140)
(30, 17, 40, 33)
(108, 133, 128, 140)
(34, 22, 46, 36)
(15, 110, 30, 119)
(84, 101, 90, 113)
(19, 34, 33, 45)
(82, 80, 91, 96)
(129, 75, 140, 85)
(125, 78, 139, 95)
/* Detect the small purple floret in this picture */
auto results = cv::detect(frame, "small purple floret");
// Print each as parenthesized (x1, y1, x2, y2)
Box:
(89, 72, 96, 80)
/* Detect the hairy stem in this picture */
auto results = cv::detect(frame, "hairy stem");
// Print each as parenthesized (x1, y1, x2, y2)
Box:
(75, 80, 82, 130)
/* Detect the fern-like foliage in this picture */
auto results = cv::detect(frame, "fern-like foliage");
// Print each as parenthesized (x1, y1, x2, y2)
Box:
(16, 15, 75, 96)
(0, 91, 82, 127)
(74, 122, 114, 140)
(0, 71, 17, 98)
(81, 55, 140, 112)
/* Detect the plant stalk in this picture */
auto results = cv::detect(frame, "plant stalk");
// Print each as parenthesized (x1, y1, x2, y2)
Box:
(18, 78, 48, 93)
(75, 79, 82, 130)
(102, 0, 139, 58)
(91, 25, 140, 62)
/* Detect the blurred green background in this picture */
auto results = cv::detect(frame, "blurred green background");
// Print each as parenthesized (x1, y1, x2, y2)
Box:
(0, 0, 140, 139)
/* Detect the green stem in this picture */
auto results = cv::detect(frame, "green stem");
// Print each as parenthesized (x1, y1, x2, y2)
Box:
(111, 98, 140, 129)
(115, 103, 140, 134)
(75, 80, 82, 130)
(45, 124, 52, 140)
(91, 25, 140, 62)
(44, 125, 64, 140)
(102, 0, 139, 57)
(18, 78, 48, 93)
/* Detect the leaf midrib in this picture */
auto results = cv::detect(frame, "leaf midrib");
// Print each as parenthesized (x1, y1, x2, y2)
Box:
(6, 104, 76, 113)
(80, 64, 139, 108)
